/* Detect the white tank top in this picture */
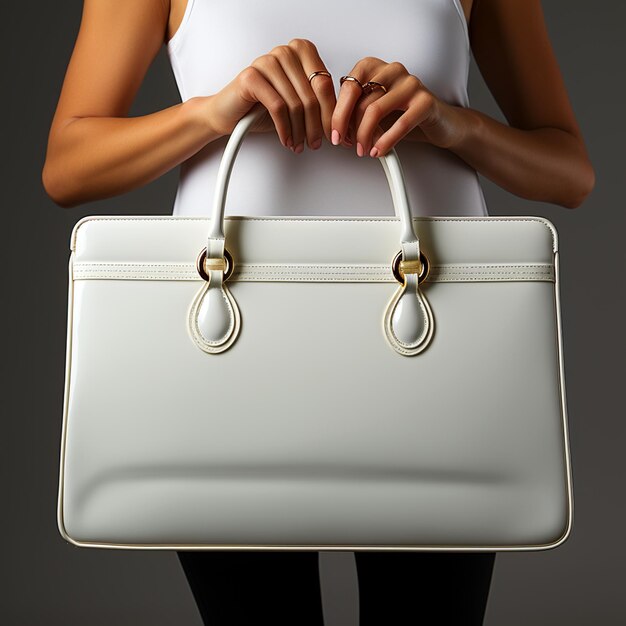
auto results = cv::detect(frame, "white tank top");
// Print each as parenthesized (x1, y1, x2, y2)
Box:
(166, 0, 488, 218)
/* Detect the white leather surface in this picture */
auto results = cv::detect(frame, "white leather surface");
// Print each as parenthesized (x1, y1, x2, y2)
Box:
(71, 215, 557, 264)
(57, 214, 573, 551)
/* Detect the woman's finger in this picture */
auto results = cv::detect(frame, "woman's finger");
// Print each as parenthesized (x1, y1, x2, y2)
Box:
(352, 68, 416, 156)
(357, 74, 429, 155)
(331, 57, 382, 147)
(367, 89, 437, 157)
(251, 52, 308, 151)
(238, 66, 294, 148)
(287, 38, 337, 148)
(332, 78, 364, 146)
(350, 88, 388, 156)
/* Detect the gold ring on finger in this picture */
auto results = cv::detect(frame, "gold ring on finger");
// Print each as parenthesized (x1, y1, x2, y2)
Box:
(362, 81, 388, 95)
(339, 75, 364, 92)
(308, 70, 332, 84)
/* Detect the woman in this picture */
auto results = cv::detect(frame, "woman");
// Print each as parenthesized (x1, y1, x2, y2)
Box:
(42, 0, 594, 624)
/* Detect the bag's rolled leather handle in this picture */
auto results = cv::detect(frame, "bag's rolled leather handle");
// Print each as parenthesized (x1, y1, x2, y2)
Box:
(204, 103, 422, 267)
(191, 103, 433, 358)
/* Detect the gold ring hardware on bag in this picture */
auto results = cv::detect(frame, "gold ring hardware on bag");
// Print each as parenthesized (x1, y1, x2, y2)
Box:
(391, 250, 430, 284)
(196, 247, 234, 282)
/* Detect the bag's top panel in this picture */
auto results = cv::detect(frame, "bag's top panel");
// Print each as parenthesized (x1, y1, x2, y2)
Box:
(70, 216, 557, 267)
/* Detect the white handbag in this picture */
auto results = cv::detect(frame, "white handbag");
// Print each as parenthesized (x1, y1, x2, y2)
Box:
(57, 105, 573, 552)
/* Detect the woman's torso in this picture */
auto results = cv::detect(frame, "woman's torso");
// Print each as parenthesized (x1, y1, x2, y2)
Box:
(166, 0, 488, 218)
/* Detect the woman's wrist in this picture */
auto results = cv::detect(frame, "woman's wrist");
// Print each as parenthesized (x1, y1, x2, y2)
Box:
(183, 95, 226, 144)
(440, 104, 484, 155)
(401, 100, 480, 151)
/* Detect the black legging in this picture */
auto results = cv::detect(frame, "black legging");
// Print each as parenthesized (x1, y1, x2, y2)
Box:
(177, 550, 496, 625)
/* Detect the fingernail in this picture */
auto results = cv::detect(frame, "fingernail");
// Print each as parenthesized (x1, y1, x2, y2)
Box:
(294, 142, 304, 154)
(311, 138, 322, 150)
(286, 136, 293, 148)
(331, 129, 341, 145)
(370, 146, 379, 158)
(356, 142, 364, 157)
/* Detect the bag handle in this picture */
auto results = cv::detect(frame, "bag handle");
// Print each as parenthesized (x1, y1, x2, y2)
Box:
(189, 103, 434, 358)
(202, 103, 424, 279)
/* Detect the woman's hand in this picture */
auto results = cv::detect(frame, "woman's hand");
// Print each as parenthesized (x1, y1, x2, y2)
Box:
(203, 38, 338, 153)
(330, 56, 468, 158)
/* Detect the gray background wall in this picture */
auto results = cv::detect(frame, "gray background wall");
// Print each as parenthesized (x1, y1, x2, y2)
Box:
(3, 1, 624, 624)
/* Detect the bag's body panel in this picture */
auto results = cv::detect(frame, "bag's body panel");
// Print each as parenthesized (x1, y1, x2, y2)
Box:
(58, 215, 572, 550)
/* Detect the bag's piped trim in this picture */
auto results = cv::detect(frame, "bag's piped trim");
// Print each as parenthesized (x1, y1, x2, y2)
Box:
(72, 261, 555, 282)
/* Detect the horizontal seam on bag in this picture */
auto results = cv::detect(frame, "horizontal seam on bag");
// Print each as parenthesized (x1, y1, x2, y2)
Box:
(72, 262, 551, 268)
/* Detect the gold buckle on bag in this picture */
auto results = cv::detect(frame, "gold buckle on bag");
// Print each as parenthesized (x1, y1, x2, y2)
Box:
(391, 250, 430, 284)
(196, 247, 234, 282)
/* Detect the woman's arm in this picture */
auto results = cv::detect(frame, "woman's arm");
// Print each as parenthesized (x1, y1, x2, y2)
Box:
(41, 0, 219, 208)
(412, 0, 595, 209)
(42, 1, 341, 208)
(342, 0, 595, 209)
